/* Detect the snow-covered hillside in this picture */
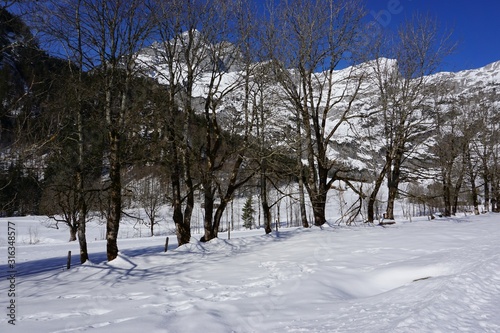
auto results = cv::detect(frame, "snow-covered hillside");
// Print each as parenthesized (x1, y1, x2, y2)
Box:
(136, 35, 500, 174)
(432, 60, 500, 94)
(1, 213, 500, 332)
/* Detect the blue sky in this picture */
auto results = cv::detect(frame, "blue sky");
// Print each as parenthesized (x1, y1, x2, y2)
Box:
(256, 0, 500, 72)
(9, 0, 498, 72)
(365, 0, 500, 71)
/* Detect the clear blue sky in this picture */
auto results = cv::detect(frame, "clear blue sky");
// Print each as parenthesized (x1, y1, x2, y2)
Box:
(256, 0, 500, 72)
(9, 0, 499, 72)
(365, 0, 500, 71)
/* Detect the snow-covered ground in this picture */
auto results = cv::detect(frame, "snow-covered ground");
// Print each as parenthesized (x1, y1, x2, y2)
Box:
(1, 213, 500, 332)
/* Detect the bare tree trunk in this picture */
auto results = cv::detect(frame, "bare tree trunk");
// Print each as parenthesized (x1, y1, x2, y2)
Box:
(183, 177, 194, 239)
(69, 225, 77, 242)
(452, 155, 466, 215)
(75, 160, 89, 263)
(206, 150, 253, 241)
(494, 189, 500, 213)
(180, 91, 194, 245)
(213, 199, 229, 236)
(442, 173, 452, 217)
(470, 183, 480, 215)
(171, 160, 191, 245)
(295, 117, 308, 228)
(452, 181, 462, 215)
(298, 172, 309, 228)
(386, 148, 403, 220)
(386, 186, 397, 220)
(199, 3, 257, 241)
(258, 79, 273, 234)
(260, 171, 272, 234)
(77, 213, 88, 263)
(265, 0, 365, 228)
(106, 130, 121, 261)
(368, 17, 454, 223)
(483, 162, 490, 213)
(491, 160, 500, 212)
(309, 183, 328, 226)
(202, 178, 216, 241)
(75, 1, 88, 263)
(367, 158, 390, 222)
(150, 215, 155, 236)
(467, 156, 480, 215)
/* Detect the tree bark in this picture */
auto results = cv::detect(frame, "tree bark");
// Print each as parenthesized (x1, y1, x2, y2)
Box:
(483, 162, 490, 213)
(467, 151, 480, 215)
(309, 187, 328, 226)
(367, 158, 390, 223)
(171, 159, 191, 246)
(203, 178, 216, 241)
(386, 147, 403, 220)
(260, 170, 272, 234)
(77, 213, 88, 263)
(451, 154, 466, 215)
(75, 0, 89, 264)
(442, 172, 452, 217)
(298, 173, 309, 228)
(69, 225, 77, 242)
(106, 130, 121, 261)
(295, 116, 309, 228)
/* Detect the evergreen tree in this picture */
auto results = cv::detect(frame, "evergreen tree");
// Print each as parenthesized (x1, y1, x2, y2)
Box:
(242, 196, 256, 229)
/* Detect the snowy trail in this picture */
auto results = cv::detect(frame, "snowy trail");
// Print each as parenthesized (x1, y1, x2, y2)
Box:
(1, 215, 500, 332)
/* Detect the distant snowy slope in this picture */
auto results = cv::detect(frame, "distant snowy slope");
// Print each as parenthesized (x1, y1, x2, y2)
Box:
(430, 60, 500, 94)
(135, 36, 500, 176)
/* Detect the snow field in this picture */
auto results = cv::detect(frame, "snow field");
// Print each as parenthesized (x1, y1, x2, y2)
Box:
(1, 214, 500, 332)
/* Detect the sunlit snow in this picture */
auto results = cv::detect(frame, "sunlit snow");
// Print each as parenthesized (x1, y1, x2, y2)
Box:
(1, 212, 499, 332)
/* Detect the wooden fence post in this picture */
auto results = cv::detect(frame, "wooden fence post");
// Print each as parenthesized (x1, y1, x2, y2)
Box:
(67, 251, 71, 270)
(164, 237, 169, 252)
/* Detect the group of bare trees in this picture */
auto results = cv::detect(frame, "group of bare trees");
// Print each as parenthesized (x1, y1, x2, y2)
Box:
(428, 86, 500, 217)
(265, 0, 367, 227)
(362, 14, 455, 222)
(21, 0, 266, 261)
(3, 0, 499, 263)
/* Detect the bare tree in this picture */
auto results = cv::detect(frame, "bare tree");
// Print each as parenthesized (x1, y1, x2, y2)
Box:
(147, 0, 222, 246)
(366, 14, 454, 221)
(0, 1, 18, 11)
(87, 0, 153, 260)
(471, 88, 500, 213)
(250, 60, 302, 232)
(265, 0, 366, 226)
(459, 96, 483, 215)
(40, 176, 96, 243)
(147, 0, 258, 243)
(197, 0, 261, 242)
(35, 0, 154, 261)
(487, 88, 500, 212)
(27, 0, 121, 262)
(432, 103, 467, 217)
(130, 167, 166, 236)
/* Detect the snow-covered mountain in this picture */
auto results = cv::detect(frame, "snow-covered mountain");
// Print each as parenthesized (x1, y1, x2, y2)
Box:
(431, 60, 500, 95)
(136, 29, 244, 89)
(135, 35, 500, 181)
(136, 34, 500, 116)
